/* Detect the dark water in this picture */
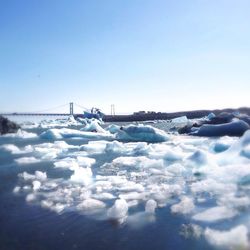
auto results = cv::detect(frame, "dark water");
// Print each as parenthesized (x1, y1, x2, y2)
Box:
(0, 143, 212, 250)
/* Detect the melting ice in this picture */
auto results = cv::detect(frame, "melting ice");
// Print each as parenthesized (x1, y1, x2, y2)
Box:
(2, 115, 250, 249)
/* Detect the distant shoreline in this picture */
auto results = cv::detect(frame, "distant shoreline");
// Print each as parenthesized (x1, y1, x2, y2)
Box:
(2, 107, 250, 123)
(102, 107, 250, 122)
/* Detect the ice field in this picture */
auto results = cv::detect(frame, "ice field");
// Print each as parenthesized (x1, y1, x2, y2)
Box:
(1, 115, 250, 250)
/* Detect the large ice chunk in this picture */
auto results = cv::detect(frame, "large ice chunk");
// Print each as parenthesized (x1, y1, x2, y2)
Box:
(204, 225, 249, 249)
(115, 124, 169, 143)
(15, 157, 41, 165)
(171, 196, 195, 214)
(192, 206, 237, 222)
(171, 116, 189, 124)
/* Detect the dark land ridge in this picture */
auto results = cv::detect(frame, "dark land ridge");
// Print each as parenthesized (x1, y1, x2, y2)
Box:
(103, 107, 250, 122)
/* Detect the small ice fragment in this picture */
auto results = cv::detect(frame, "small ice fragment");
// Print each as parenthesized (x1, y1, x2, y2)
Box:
(41, 200, 54, 209)
(145, 199, 157, 213)
(35, 171, 47, 181)
(13, 186, 21, 194)
(171, 197, 195, 214)
(26, 193, 36, 202)
(32, 180, 41, 191)
(70, 167, 92, 186)
(77, 199, 106, 211)
(107, 199, 128, 219)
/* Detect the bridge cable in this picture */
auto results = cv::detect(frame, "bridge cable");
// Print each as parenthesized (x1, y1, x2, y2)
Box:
(31, 103, 69, 113)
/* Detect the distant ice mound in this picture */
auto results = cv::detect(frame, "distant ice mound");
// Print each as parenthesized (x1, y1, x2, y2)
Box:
(191, 119, 250, 137)
(40, 123, 169, 143)
(115, 124, 169, 143)
(179, 112, 250, 137)
(39, 115, 82, 128)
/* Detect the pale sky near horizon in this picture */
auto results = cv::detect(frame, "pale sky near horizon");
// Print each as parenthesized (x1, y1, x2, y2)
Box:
(0, 0, 249, 114)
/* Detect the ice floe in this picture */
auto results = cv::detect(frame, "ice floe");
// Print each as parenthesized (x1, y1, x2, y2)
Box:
(115, 124, 169, 142)
(40, 128, 114, 140)
(204, 225, 249, 249)
(10, 118, 250, 248)
(192, 206, 237, 222)
(15, 156, 41, 165)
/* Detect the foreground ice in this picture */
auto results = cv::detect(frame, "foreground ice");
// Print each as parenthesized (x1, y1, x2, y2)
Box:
(5, 117, 250, 249)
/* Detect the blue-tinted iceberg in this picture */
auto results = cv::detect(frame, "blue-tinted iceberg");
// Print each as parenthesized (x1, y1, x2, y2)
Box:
(190, 120, 249, 137)
(115, 124, 169, 142)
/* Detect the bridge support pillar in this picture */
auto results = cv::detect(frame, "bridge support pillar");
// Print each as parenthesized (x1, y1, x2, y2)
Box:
(111, 104, 115, 116)
(70, 102, 74, 115)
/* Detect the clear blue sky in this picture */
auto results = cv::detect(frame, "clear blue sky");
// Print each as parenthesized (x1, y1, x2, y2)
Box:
(0, 0, 249, 114)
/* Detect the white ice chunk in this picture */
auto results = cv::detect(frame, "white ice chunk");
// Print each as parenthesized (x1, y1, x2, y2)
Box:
(35, 171, 47, 181)
(80, 141, 108, 155)
(106, 124, 120, 134)
(92, 192, 115, 200)
(145, 199, 157, 213)
(192, 206, 237, 222)
(80, 119, 107, 133)
(41, 200, 54, 209)
(171, 116, 189, 124)
(204, 225, 249, 249)
(15, 157, 40, 165)
(40, 128, 113, 140)
(77, 198, 106, 211)
(54, 158, 79, 170)
(171, 197, 195, 214)
(77, 156, 96, 167)
(32, 180, 41, 191)
(13, 186, 21, 194)
(107, 199, 128, 219)
(70, 167, 93, 186)
(26, 193, 36, 202)
(115, 124, 169, 143)
(1, 144, 21, 154)
(119, 192, 145, 201)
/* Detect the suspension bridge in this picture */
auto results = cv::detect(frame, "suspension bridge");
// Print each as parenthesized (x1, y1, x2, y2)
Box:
(0, 103, 89, 116)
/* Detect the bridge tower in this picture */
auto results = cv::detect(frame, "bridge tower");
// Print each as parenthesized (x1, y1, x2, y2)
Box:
(70, 102, 74, 115)
(111, 104, 115, 116)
